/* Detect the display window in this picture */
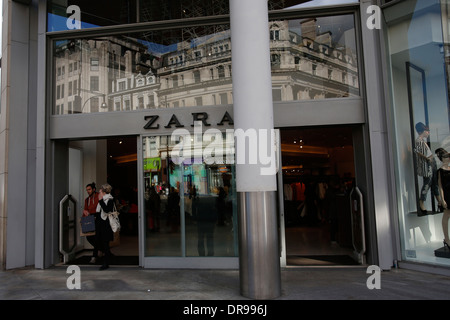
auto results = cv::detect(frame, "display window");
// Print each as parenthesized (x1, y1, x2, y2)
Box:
(384, 0, 450, 266)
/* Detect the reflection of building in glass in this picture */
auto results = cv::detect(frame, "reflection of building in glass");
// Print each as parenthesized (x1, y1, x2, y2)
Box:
(157, 29, 232, 108)
(270, 19, 359, 100)
(54, 37, 153, 114)
(53, 17, 358, 114)
(110, 70, 159, 111)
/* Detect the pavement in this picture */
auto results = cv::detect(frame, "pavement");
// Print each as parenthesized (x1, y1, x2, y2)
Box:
(1, 264, 450, 301)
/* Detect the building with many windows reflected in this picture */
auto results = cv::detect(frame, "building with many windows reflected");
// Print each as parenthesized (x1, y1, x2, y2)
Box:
(53, 16, 358, 115)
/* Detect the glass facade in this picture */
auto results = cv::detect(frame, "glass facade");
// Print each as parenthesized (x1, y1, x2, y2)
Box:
(47, 1, 364, 267)
(51, 14, 358, 115)
(385, 0, 450, 266)
(269, 15, 359, 100)
(142, 133, 237, 257)
(52, 25, 231, 114)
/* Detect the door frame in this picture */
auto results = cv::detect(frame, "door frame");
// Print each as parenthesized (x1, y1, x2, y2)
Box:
(277, 129, 287, 268)
(276, 125, 370, 266)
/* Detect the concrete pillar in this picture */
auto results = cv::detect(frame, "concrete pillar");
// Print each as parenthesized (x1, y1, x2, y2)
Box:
(360, 0, 395, 270)
(0, 0, 37, 269)
(230, 0, 281, 299)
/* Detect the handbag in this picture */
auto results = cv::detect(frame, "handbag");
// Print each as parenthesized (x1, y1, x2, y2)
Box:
(80, 215, 95, 236)
(108, 204, 121, 233)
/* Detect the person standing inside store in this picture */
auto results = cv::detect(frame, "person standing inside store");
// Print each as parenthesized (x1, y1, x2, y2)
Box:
(216, 187, 227, 226)
(82, 182, 100, 264)
(193, 194, 217, 256)
(325, 176, 340, 244)
(96, 183, 115, 270)
(149, 186, 161, 232)
(435, 148, 450, 249)
(167, 187, 180, 233)
(414, 122, 442, 215)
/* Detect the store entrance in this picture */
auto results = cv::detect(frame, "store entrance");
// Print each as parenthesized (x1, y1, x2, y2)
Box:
(105, 137, 139, 264)
(66, 136, 139, 266)
(280, 126, 358, 266)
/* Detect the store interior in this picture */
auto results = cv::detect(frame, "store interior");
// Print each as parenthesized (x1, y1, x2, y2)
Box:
(105, 137, 140, 262)
(280, 126, 358, 266)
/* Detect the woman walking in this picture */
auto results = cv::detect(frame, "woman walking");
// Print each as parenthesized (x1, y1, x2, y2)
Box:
(96, 183, 115, 270)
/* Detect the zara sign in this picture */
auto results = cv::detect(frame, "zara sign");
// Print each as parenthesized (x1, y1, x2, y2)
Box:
(143, 111, 234, 130)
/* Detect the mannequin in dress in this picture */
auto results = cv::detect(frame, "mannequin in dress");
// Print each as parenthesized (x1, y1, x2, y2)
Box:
(415, 122, 441, 214)
(435, 148, 450, 248)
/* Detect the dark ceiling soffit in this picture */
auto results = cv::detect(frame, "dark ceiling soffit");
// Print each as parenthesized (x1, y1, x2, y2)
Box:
(12, 0, 32, 5)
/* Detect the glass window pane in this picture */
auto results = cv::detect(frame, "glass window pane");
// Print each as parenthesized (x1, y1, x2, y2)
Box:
(270, 14, 360, 101)
(184, 132, 238, 257)
(143, 133, 238, 257)
(143, 136, 182, 256)
(52, 14, 358, 115)
(52, 24, 231, 115)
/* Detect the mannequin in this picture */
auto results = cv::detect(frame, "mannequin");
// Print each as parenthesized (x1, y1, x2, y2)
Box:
(435, 148, 450, 248)
(415, 122, 442, 214)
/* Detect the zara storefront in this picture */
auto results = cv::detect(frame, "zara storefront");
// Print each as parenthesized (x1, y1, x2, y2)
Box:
(3, 0, 450, 281)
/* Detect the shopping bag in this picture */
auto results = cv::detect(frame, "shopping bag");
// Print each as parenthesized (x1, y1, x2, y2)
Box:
(108, 211, 121, 233)
(80, 215, 95, 236)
